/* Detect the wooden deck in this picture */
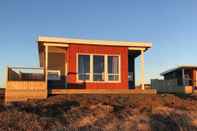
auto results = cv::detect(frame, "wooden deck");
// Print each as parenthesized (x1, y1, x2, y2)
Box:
(49, 88, 157, 95)
(5, 81, 47, 102)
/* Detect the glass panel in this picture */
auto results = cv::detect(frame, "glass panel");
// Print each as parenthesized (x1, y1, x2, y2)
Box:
(108, 56, 119, 81)
(128, 72, 133, 81)
(78, 74, 90, 80)
(108, 56, 119, 74)
(108, 74, 119, 81)
(48, 70, 60, 80)
(93, 55, 104, 81)
(78, 55, 90, 80)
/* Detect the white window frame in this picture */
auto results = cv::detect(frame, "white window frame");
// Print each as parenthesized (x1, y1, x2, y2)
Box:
(48, 70, 61, 80)
(76, 53, 121, 83)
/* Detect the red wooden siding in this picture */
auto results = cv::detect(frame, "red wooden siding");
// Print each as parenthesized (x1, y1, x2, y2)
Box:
(66, 44, 128, 89)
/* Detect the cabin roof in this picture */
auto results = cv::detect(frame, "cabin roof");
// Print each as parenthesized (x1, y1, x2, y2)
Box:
(37, 36, 152, 48)
(161, 65, 197, 76)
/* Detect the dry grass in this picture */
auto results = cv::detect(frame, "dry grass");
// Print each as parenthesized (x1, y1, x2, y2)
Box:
(0, 94, 197, 131)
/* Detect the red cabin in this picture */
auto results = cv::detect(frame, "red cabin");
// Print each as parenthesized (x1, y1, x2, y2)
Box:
(38, 36, 152, 90)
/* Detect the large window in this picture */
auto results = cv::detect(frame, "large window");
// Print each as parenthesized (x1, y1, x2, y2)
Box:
(78, 55, 90, 80)
(77, 54, 120, 82)
(108, 56, 120, 81)
(93, 55, 104, 81)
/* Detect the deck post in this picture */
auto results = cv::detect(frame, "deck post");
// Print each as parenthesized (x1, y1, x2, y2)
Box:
(4, 66, 8, 90)
(45, 45, 48, 87)
(182, 68, 185, 86)
(192, 70, 197, 87)
(140, 50, 145, 90)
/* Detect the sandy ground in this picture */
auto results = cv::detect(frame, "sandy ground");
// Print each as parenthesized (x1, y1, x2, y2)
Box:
(0, 94, 197, 131)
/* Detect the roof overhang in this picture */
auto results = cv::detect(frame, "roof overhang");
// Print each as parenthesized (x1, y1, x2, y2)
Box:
(161, 65, 197, 76)
(37, 36, 152, 49)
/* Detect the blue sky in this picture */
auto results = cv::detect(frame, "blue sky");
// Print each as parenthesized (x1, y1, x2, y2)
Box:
(0, 0, 197, 87)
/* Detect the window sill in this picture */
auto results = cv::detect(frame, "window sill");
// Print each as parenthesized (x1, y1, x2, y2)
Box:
(76, 80, 121, 83)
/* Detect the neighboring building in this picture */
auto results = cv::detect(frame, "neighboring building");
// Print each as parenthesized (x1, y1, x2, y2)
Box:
(151, 65, 197, 94)
(5, 36, 153, 102)
(161, 65, 197, 87)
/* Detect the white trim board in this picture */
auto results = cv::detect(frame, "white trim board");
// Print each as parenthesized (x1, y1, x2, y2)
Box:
(38, 36, 152, 48)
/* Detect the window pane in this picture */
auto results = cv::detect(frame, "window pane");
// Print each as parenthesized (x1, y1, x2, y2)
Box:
(48, 70, 61, 80)
(108, 56, 119, 74)
(78, 74, 90, 80)
(93, 55, 104, 81)
(128, 72, 133, 81)
(108, 56, 119, 81)
(108, 74, 119, 81)
(78, 55, 90, 80)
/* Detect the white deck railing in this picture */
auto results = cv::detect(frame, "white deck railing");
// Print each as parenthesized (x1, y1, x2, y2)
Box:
(7, 67, 45, 81)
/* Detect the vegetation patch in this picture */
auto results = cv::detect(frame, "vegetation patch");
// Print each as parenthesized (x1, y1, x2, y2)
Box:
(0, 94, 197, 130)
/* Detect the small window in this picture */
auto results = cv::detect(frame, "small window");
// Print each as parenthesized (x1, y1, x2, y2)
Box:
(48, 70, 61, 80)
(108, 56, 120, 81)
(93, 55, 104, 81)
(78, 55, 90, 80)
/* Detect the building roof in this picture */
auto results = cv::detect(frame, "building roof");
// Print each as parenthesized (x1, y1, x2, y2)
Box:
(38, 36, 152, 48)
(161, 65, 197, 76)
